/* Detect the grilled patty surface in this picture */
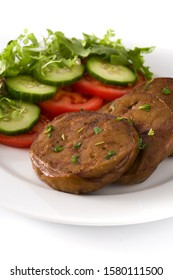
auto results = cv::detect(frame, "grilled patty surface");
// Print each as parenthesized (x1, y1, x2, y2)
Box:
(30, 111, 139, 194)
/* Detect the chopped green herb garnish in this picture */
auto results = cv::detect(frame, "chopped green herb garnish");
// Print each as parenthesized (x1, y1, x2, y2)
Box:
(148, 128, 155, 136)
(161, 87, 171, 95)
(45, 125, 54, 138)
(95, 141, 105, 146)
(77, 127, 84, 133)
(93, 126, 103, 134)
(71, 155, 79, 164)
(45, 125, 54, 133)
(116, 116, 133, 124)
(73, 142, 82, 149)
(116, 116, 130, 122)
(138, 137, 146, 150)
(104, 150, 116, 160)
(139, 103, 151, 112)
(53, 145, 64, 152)
(116, 116, 124, 121)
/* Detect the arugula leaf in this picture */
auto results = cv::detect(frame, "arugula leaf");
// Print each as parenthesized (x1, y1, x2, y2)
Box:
(0, 29, 154, 79)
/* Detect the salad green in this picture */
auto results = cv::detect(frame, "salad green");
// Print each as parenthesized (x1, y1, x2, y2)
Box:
(0, 29, 154, 79)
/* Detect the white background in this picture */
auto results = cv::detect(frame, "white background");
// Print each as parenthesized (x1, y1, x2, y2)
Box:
(1, 0, 173, 279)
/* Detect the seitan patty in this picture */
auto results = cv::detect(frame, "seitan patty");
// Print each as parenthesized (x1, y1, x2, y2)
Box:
(99, 92, 173, 184)
(122, 77, 173, 111)
(30, 111, 139, 194)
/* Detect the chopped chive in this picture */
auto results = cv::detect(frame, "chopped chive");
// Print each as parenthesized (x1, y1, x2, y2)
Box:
(71, 155, 79, 164)
(95, 141, 105, 146)
(116, 116, 133, 124)
(93, 126, 103, 134)
(138, 137, 146, 150)
(104, 150, 116, 160)
(138, 103, 151, 112)
(53, 145, 64, 152)
(45, 125, 54, 138)
(116, 116, 124, 121)
(161, 87, 171, 95)
(45, 125, 54, 133)
(148, 128, 154, 136)
(77, 127, 84, 133)
(73, 142, 82, 149)
(116, 116, 129, 121)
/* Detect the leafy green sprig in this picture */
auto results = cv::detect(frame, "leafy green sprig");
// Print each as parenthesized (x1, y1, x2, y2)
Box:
(0, 97, 26, 121)
(0, 29, 154, 79)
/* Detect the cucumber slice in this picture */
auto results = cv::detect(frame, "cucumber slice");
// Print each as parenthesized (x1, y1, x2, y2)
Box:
(0, 97, 40, 135)
(33, 63, 85, 86)
(6, 75, 57, 102)
(86, 56, 136, 85)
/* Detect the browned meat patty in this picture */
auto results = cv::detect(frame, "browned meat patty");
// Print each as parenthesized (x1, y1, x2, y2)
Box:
(30, 111, 139, 194)
(100, 92, 173, 184)
(124, 77, 173, 111)
(131, 77, 173, 157)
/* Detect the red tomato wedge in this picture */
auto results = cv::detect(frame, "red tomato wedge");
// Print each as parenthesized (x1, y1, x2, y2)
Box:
(72, 73, 146, 101)
(0, 115, 49, 148)
(39, 89, 104, 119)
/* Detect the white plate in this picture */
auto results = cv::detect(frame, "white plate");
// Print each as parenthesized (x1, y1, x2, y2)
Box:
(1, 47, 173, 226)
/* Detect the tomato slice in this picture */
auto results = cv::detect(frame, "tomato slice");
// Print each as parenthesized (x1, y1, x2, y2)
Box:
(0, 115, 49, 148)
(72, 73, 146, 101)
(39, 88, 104, 119)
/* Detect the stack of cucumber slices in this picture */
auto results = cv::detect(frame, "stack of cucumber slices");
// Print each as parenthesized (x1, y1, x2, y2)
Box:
(1, 56, 136, 136)
(1, 62, 85, 136)
(6, 56, 136, 103)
